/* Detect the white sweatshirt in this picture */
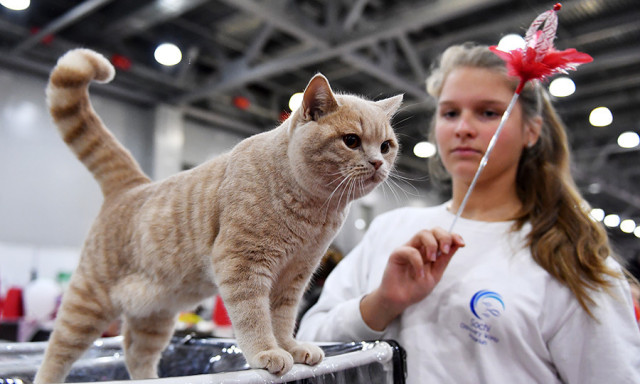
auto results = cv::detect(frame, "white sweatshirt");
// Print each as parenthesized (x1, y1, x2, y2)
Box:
(297, 203, 640, 384)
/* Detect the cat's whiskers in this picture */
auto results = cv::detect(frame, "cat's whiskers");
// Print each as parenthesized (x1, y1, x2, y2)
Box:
(321, 170, 355, 216)
(387, 174, 421, 197)
(382, 178, 402, 204)
(337, 171, 357, 209)
(326, 171, 349, 186)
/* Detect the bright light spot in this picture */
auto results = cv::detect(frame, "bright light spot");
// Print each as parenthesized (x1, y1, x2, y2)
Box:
(548, 77, 575, 97)
(603, 214, 620, 228)
(354, 218, 367, 230)
(589, 208, 605, 222)
(617, 131, 639, 149)
(0, 0, 30, 11)
(620, 219, 636, 233)
(587, 183, 601, 194)
(589, 107, 613, 127)
(496, 34, 525, 52)
(635, 226, 640, 238)
(154, 43, 182, 66)
(413, 141, 436, 158)
(288, 92, 303, 111)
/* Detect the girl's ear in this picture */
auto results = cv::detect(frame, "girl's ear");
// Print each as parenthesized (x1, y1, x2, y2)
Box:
(524, 115, 543, 148)
(300, 74, 339, 121)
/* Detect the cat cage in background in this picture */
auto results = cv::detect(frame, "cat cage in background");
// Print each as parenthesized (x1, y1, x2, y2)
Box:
(0, 335, 406, 384)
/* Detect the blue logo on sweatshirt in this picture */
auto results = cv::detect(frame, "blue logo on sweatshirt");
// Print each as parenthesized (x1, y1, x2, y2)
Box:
(469, 290, 505, 320)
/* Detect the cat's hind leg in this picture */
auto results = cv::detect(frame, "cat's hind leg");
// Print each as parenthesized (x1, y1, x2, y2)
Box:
(121, 313, 177, 380)
(33, 275, 116, 384)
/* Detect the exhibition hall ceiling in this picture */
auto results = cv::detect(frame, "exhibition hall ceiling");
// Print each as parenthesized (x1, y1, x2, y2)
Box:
(1, 0, 639, 255)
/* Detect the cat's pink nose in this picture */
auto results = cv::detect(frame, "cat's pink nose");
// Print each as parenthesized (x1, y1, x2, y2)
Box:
(369, 160, 382, 170)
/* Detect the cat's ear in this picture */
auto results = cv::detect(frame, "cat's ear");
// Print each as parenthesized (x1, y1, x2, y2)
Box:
(375, 94, 404, 119)
(301, 74, 339, 121)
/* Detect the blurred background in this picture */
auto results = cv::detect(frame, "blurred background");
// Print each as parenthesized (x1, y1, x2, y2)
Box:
(1, 0, 639, 330)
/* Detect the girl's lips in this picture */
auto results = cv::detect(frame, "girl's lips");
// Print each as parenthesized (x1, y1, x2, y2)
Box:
(451, 147, 482, 156)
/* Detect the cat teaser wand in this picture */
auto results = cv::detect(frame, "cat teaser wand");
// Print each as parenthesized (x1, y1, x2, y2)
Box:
(448, 3, 593, 232)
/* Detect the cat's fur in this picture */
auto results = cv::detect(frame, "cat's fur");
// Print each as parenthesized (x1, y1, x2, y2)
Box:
(34, 48, 402, 383)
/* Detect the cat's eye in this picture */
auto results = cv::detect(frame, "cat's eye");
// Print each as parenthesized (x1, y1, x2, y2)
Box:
(343, 134, 361, 149)
(381, 140, 391, 154)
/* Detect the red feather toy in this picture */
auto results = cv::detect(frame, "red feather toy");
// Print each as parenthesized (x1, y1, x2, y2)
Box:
(489, 3, 592, 93)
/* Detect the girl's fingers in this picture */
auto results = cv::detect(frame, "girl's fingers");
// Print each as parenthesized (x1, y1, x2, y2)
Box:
(391, 246, 426, 279)
(407, 230, 439, 262)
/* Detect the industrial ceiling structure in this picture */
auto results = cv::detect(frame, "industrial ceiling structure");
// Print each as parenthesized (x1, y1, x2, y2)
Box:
(1, 0, 639, 262)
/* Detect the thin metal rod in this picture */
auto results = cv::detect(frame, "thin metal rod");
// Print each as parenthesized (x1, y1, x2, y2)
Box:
(448, 92, 521, 232)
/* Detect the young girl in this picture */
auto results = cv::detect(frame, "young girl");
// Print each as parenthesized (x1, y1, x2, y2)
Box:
(297, 44, 640, 383)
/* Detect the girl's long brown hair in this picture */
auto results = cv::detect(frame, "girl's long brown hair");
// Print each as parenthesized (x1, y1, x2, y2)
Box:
(426, 43, 621, 317)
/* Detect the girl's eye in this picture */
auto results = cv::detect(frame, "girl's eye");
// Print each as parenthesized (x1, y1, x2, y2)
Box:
(381, 140, 391, 154)
(343, 134, 361, 149)
(441, 110, 458, 119)
(484, 110, 500, 118)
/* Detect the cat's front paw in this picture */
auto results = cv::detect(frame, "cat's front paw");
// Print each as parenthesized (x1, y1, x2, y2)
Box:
(251, 348, 294, 375)
(289, 342, 324, 366)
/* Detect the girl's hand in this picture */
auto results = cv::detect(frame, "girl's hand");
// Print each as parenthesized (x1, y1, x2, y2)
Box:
(360, 227, 465, 331)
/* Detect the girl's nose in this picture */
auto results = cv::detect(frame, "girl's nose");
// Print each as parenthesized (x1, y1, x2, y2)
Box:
(454, 112, 476, 138)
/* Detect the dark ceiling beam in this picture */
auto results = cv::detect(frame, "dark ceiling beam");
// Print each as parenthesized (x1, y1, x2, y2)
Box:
(343, 0, 369, 32)
(565, 11, 640, 47)
(101, 0, 211, 39)
(397, 34, 426, 83)
(217, 0, 328, 47)
(243, 23, 275, 64)
(175, 0, 504, 104)
(341, 53, 428, 99)
(182, 106, 265, 136)
(12, 0, 114, 55)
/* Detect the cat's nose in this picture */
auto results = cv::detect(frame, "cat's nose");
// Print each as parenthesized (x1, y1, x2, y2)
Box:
(369, 160, 382, 170)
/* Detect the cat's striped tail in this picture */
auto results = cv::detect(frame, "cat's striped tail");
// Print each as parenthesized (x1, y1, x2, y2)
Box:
(47, 49, 150, 197)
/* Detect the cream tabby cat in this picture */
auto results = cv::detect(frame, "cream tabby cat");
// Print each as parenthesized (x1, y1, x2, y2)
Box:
(34, 49, 402, 383)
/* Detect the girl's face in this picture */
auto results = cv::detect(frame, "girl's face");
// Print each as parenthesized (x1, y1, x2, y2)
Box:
(434, 67, 537, 187)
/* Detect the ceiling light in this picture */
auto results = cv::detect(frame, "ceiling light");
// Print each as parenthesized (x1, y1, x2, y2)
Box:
(154, 43, 182, 66)
(620, 219, 636, 233)
(288, 92, 303, 111)
(587, 182, 601, 194)
(496, 34, 525, 52)
(0, 0, 30, 11)
(603, 214, 620, 228)
(589, 208, 605, 222)
(635, 226, 640, 238)
(548, 77, 575, 97)
(617, 131, 639, 149)
(413, 141, 436, 158)
(589, 106, 613, 127)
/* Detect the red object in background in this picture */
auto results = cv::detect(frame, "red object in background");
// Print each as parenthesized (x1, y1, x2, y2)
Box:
(111, 54, 132, 71)
(1, 287, 24, 320)
(634, 301, 640, 322)
(279, 111, 290, 122)
(29, 27, 54, 45)
(232, 96, 251, 110)
(212, 295, 232, 327)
